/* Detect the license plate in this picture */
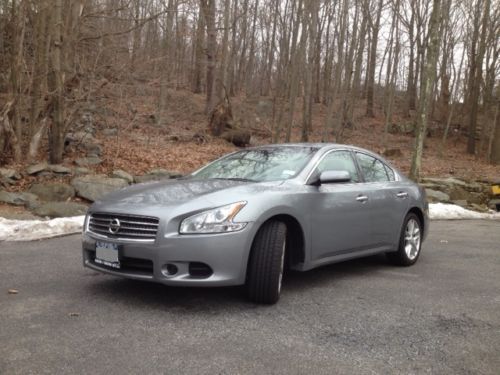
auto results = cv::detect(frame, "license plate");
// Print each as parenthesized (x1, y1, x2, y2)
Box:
(95, 241, 120, 269)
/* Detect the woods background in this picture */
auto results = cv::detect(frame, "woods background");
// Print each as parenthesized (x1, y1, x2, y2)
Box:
(0, 0, 499, 181)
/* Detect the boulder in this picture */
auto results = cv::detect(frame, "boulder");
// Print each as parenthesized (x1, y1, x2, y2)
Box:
(134, 175, 162, 184)
(0, 191, 39, 207)
(148, 168, 173, 177)
(134, 169, 179, 183)
(488, 199, 500, 211)
(33, 201, 88, 218)
(468, 203, 489, 213)
(102, 128, 118, 136)
(71, 175, 128, 201)
(85, 143, 103, 157)
(75, 167, 90, 175)
(452, 200, 468, 208)
(48, 164, 72, 174)
(425, 189, 450, 203)
(26, 162, 48, 175)
(29, 182, 75, 202)
(0, 168, 21, 180)
(75, 156, 102, 166)
(65, 131, 96, 146)
(111, 169, 134, 183)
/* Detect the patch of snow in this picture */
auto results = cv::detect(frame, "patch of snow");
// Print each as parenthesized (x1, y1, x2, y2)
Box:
(0, 216, 85, 242)
(429, 203, 500, 220)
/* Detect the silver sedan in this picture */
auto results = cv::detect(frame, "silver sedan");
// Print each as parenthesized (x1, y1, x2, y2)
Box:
(82, 144, 429, 304)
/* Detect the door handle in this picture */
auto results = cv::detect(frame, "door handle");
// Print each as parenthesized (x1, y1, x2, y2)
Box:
(396, 192, 409, 199)
(356, 195, 368, 203)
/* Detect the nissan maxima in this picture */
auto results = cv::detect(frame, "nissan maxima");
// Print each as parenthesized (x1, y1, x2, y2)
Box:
(82, 144, 428, 304)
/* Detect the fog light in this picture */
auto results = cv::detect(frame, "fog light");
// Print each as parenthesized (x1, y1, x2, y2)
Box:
(161, 263, 178, 276)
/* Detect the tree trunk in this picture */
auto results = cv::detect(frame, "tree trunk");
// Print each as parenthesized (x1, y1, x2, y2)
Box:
(48, 0, 65, 164)
(201, 0, 217, 113)
(365, 0, 383, 118)
(409, 0, 442, 181)
(467, 0, 490, 155)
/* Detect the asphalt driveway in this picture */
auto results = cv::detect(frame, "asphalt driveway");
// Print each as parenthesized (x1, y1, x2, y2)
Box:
(1, 220, 499, 374)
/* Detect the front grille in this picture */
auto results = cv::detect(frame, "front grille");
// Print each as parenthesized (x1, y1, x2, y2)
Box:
(88, 212, 159, 241)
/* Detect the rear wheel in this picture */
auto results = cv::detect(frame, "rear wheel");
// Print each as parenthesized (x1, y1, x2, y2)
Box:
(387, 213, 422, 266)
(247, 220, 286, 304)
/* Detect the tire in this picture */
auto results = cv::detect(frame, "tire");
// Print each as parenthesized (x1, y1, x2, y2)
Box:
(387, 213, 422, 266)
(247, 220, 287, 304)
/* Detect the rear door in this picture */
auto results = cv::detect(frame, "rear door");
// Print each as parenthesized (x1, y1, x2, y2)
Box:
(354, 152, 409, 248)
(308, 150, 373, 261)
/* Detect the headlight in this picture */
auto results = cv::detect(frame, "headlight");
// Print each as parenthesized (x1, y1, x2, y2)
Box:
(179, 202, 247, 234)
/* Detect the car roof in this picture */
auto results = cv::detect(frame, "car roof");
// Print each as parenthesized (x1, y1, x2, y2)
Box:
(250, 143, 375, 154)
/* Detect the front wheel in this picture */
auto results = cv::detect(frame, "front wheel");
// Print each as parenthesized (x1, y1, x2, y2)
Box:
(387, 213, 422, 266)
(246, 220, 286, 304)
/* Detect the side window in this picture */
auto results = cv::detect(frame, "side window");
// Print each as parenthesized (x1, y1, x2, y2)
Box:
(384, 165, 396, 181)
(356, 153, 389, 182)
(315, 151, 359, 183)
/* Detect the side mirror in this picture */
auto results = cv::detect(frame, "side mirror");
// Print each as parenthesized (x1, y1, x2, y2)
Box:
(318, 170, 351, 184)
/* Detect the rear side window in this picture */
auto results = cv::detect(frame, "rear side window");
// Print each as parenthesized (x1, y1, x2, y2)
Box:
(355, 153, 389, 182)
(384, 165, 396, 181)
(315, 151, 359, 182)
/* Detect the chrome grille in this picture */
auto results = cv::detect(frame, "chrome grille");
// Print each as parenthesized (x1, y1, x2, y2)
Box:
(88, 213, 159, 241)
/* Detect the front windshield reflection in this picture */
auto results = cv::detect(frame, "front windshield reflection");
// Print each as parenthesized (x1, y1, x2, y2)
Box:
(192, 147, 318, 182)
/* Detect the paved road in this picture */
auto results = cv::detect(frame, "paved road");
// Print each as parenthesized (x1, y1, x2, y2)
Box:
(1, 220, 499, 374)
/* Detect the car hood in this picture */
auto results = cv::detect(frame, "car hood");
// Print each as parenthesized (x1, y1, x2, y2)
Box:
(94, 177, 288, 207)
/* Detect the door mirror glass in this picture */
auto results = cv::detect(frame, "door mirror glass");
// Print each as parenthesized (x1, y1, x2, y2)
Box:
(319, 170, 351, 184)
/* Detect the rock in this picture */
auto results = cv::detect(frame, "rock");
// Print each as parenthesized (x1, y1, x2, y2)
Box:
(75, 167, 90, 175)
(29, 182, 75, 202)
(102, 128, 118, 136)
(26, 162, 48, 175)
(488, 199, 500, 211)
(111, 169, 134, 183)
(65, 131, 96, 145)
(134, 168, 178, 183)
(75, 156, 102, 166)
(382, 148, 403, 158)
(0, 168, 21, 180)
(221, 129, 251, 147)
(452, 200, 468, 208)
(0, 191, 39, 207)
(0, 176, 16, 187)
(448, 186, 480, 203)
(85, 143, 103, 157)
(425, 189, 450, 203)
(71, 175, 128, 201)
(468, 192, 488, 205)
(468, 203, 489, 213)
(33, 201, 88, 218)
(148, 168, 172, 177)
(48, 164, 72, 174)
(134, 175, 161, 183)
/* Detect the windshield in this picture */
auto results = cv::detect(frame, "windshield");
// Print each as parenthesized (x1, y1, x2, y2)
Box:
(191, 147, 318, 182)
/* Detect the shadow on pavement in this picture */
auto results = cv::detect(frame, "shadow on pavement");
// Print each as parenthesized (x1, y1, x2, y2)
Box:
(86, 253, 394, 311)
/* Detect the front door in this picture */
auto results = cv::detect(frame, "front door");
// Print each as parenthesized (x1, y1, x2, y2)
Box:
(308, 150, 373, 261)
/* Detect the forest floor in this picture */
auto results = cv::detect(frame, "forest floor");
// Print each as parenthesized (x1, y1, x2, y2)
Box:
(1, 83, 499, 193)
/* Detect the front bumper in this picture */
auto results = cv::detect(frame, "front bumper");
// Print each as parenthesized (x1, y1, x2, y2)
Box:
(82, 223, 256, 287)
